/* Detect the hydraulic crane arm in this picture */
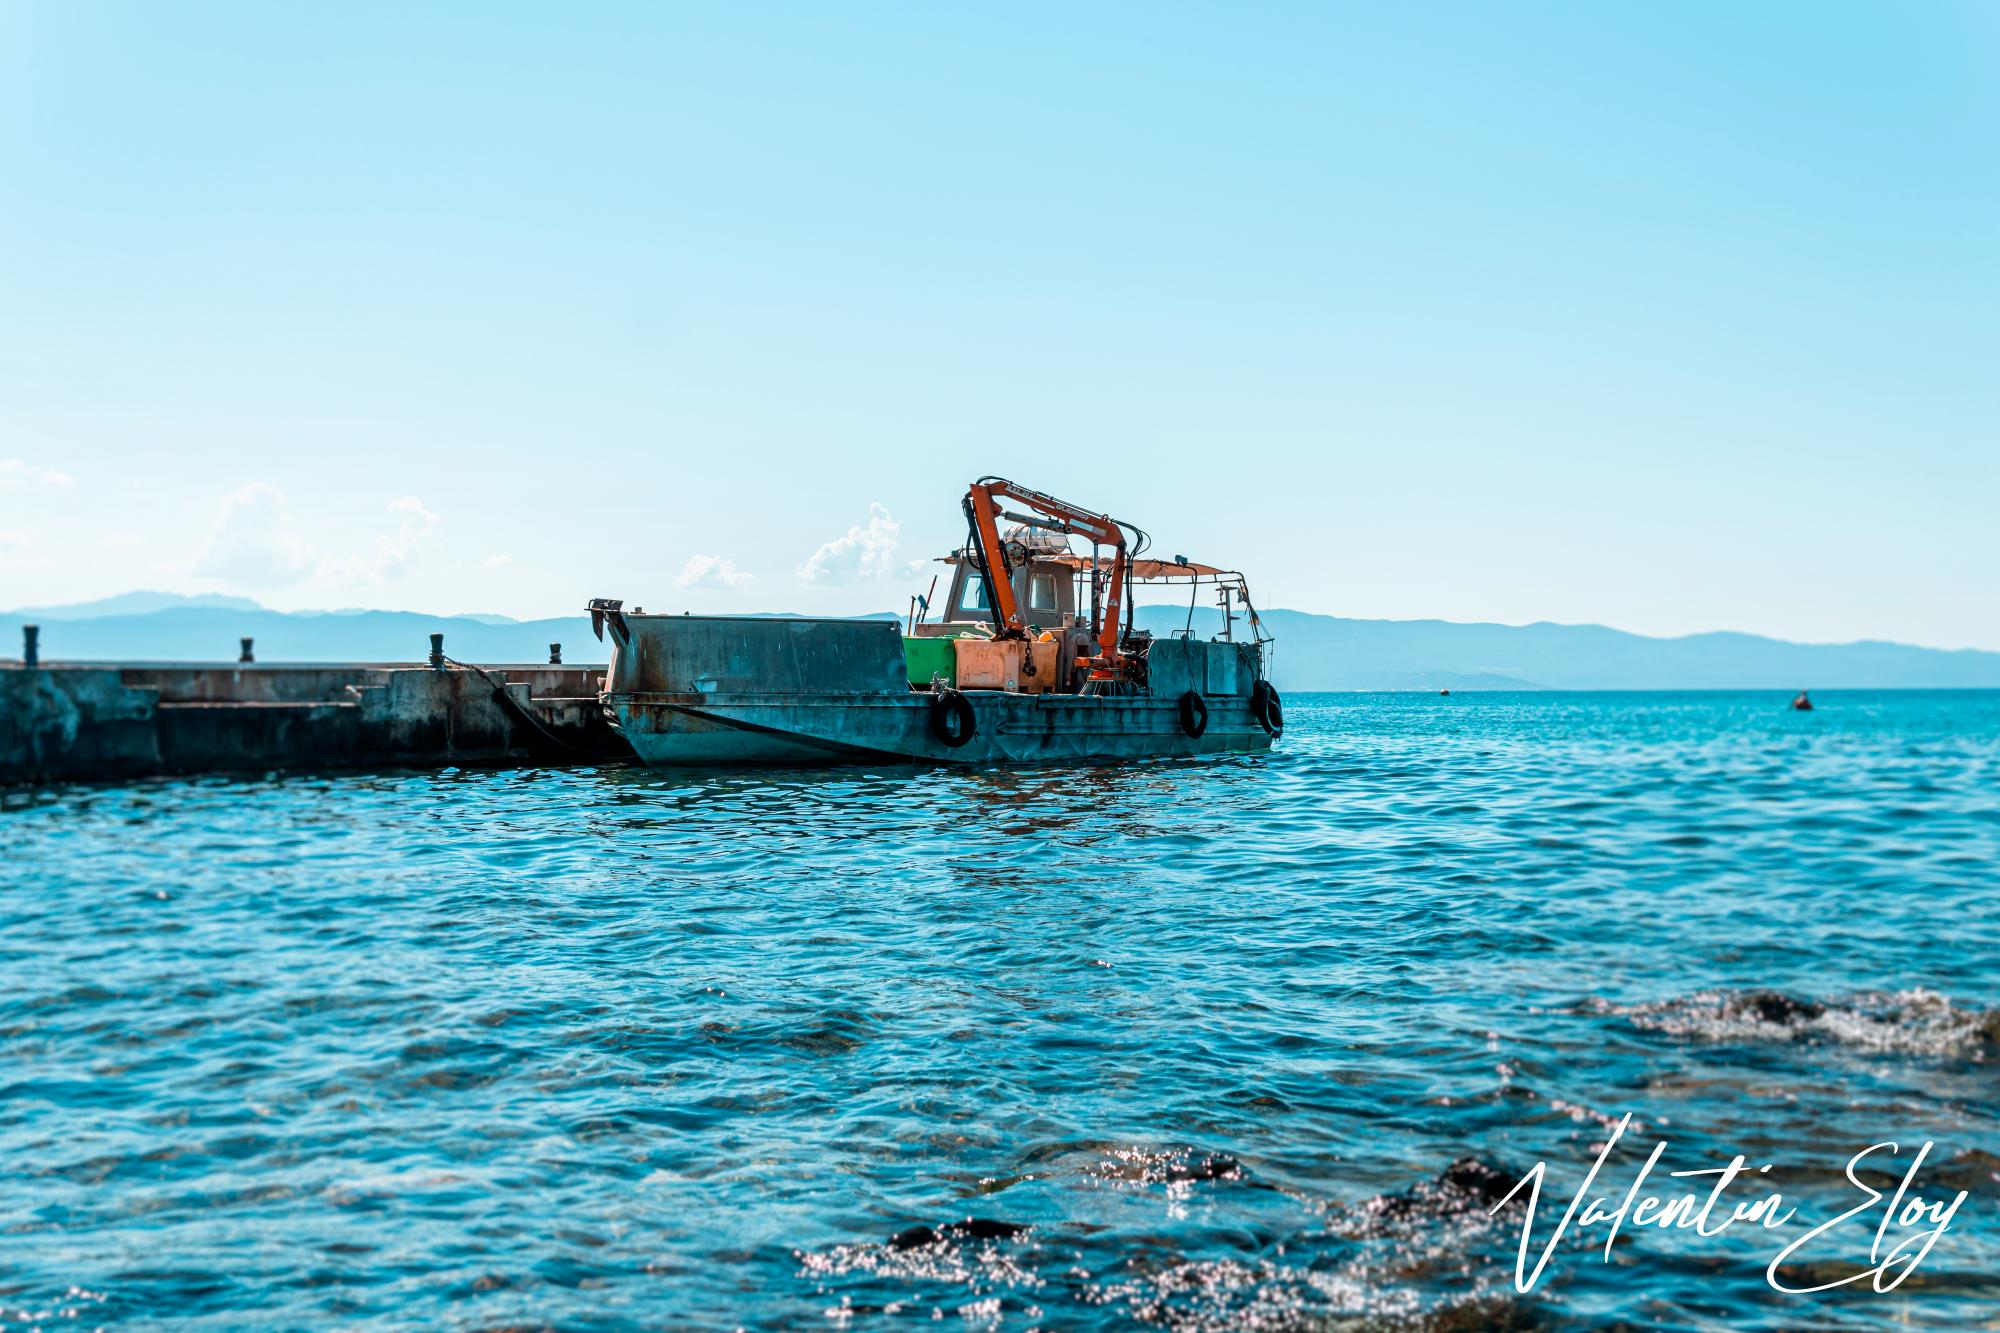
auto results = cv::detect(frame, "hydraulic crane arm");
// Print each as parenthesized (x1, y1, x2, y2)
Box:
(962, 477, 1131, 667)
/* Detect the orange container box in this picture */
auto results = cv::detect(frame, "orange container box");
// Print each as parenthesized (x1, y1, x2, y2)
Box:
(952, 638, 1061, 693)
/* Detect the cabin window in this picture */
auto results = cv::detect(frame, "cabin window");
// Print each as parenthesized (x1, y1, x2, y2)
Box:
(959, 575, 991, 614)
(1029, 574, 1058, 613)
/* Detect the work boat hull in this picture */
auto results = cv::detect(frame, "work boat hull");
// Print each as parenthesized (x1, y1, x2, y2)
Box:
(598, 614, 1275, 767)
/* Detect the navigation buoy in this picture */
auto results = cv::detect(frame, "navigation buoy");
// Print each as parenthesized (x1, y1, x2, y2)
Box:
(1791, 690, 1813, 711)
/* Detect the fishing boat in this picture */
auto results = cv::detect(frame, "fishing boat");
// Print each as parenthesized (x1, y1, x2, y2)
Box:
(587, 477, 1283, 766)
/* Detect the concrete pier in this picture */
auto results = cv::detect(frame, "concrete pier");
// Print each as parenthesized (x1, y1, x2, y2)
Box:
(1, 657, 631, 784)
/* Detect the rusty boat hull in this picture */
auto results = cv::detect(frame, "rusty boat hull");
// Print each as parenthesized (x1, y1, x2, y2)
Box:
(596, 613, 1276, 767)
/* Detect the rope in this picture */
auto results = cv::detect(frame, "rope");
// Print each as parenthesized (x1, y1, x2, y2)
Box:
(440, 656, 593, 756)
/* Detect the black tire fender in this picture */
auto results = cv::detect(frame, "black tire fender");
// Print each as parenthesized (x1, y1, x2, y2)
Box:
(1177, 690, 1209, 738)
(1250, 681, 1283, 736)
(930, 689, 977, 748)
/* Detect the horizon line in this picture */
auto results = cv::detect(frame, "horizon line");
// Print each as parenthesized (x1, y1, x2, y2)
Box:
(3, 590, 1996, 659)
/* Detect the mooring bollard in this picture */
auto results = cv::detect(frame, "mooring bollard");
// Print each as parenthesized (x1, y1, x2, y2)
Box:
(429, 632, 445, 669)
(22, 624, 39, 669)
(239, 637, 255, 664)
(549, 642, 562, 665)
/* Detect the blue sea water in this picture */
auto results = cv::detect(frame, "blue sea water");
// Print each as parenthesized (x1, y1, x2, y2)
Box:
(3, 690, 1997, 1331)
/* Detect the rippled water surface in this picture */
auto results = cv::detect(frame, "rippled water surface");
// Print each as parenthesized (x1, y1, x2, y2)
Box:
(5, 690, 1999, 1330)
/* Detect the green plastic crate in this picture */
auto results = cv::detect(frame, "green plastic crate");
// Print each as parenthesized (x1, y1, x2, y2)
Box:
(903, 636, 958, 687)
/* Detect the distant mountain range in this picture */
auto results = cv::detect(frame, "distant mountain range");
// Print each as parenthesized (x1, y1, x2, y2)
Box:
(4, 592, 1997, 690)
(10, 590, 266, 619)
(1218, 608, 2000, 691)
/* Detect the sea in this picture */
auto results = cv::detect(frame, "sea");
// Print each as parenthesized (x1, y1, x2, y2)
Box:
(3, 690, 1996, 1331)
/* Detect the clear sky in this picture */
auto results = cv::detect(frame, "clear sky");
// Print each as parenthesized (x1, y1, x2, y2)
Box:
(2, 2, 1995, 647)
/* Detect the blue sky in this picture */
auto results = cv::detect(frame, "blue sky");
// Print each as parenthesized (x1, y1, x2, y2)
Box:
(2, 2, 1995, 647)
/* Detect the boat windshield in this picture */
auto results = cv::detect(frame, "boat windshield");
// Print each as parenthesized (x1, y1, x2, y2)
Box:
(957, 575, 992, 616)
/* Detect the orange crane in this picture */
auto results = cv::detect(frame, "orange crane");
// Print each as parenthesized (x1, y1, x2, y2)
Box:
(962, 476, 1135, 678)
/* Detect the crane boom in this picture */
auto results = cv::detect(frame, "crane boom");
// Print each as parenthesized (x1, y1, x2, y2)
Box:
(962, 477, 1131, 672)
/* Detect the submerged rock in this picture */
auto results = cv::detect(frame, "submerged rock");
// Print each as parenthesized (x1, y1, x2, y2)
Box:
(887, 1218, 1031, 1250)
(1606, 987, 2000, 1055)
(1347, 1156, 1525, 1234)
(1164, 1154, 1245, 1184)
(1086, 1147, 1251, 1187)
(1734, 991, 1827, 1026)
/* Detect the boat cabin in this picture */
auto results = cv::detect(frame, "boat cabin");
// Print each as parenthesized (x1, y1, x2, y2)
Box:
(913, 527, 1083, 639)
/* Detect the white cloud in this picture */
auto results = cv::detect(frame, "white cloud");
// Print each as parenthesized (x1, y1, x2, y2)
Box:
(484, 553, 513, 569)
(320, 495, 440, 587)
(192, 483, 316, 586)
(191, 487, 442, 590)
(0, 458, 75, 487)
(677, 554, 753, 590)
(796, 503, 901, 585)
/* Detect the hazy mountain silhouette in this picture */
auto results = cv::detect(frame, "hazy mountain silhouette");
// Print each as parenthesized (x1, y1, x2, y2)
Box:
(1168, 608, 2000, 690)
(10, 590, 265, 620)
(4, 597, 1998, 690)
